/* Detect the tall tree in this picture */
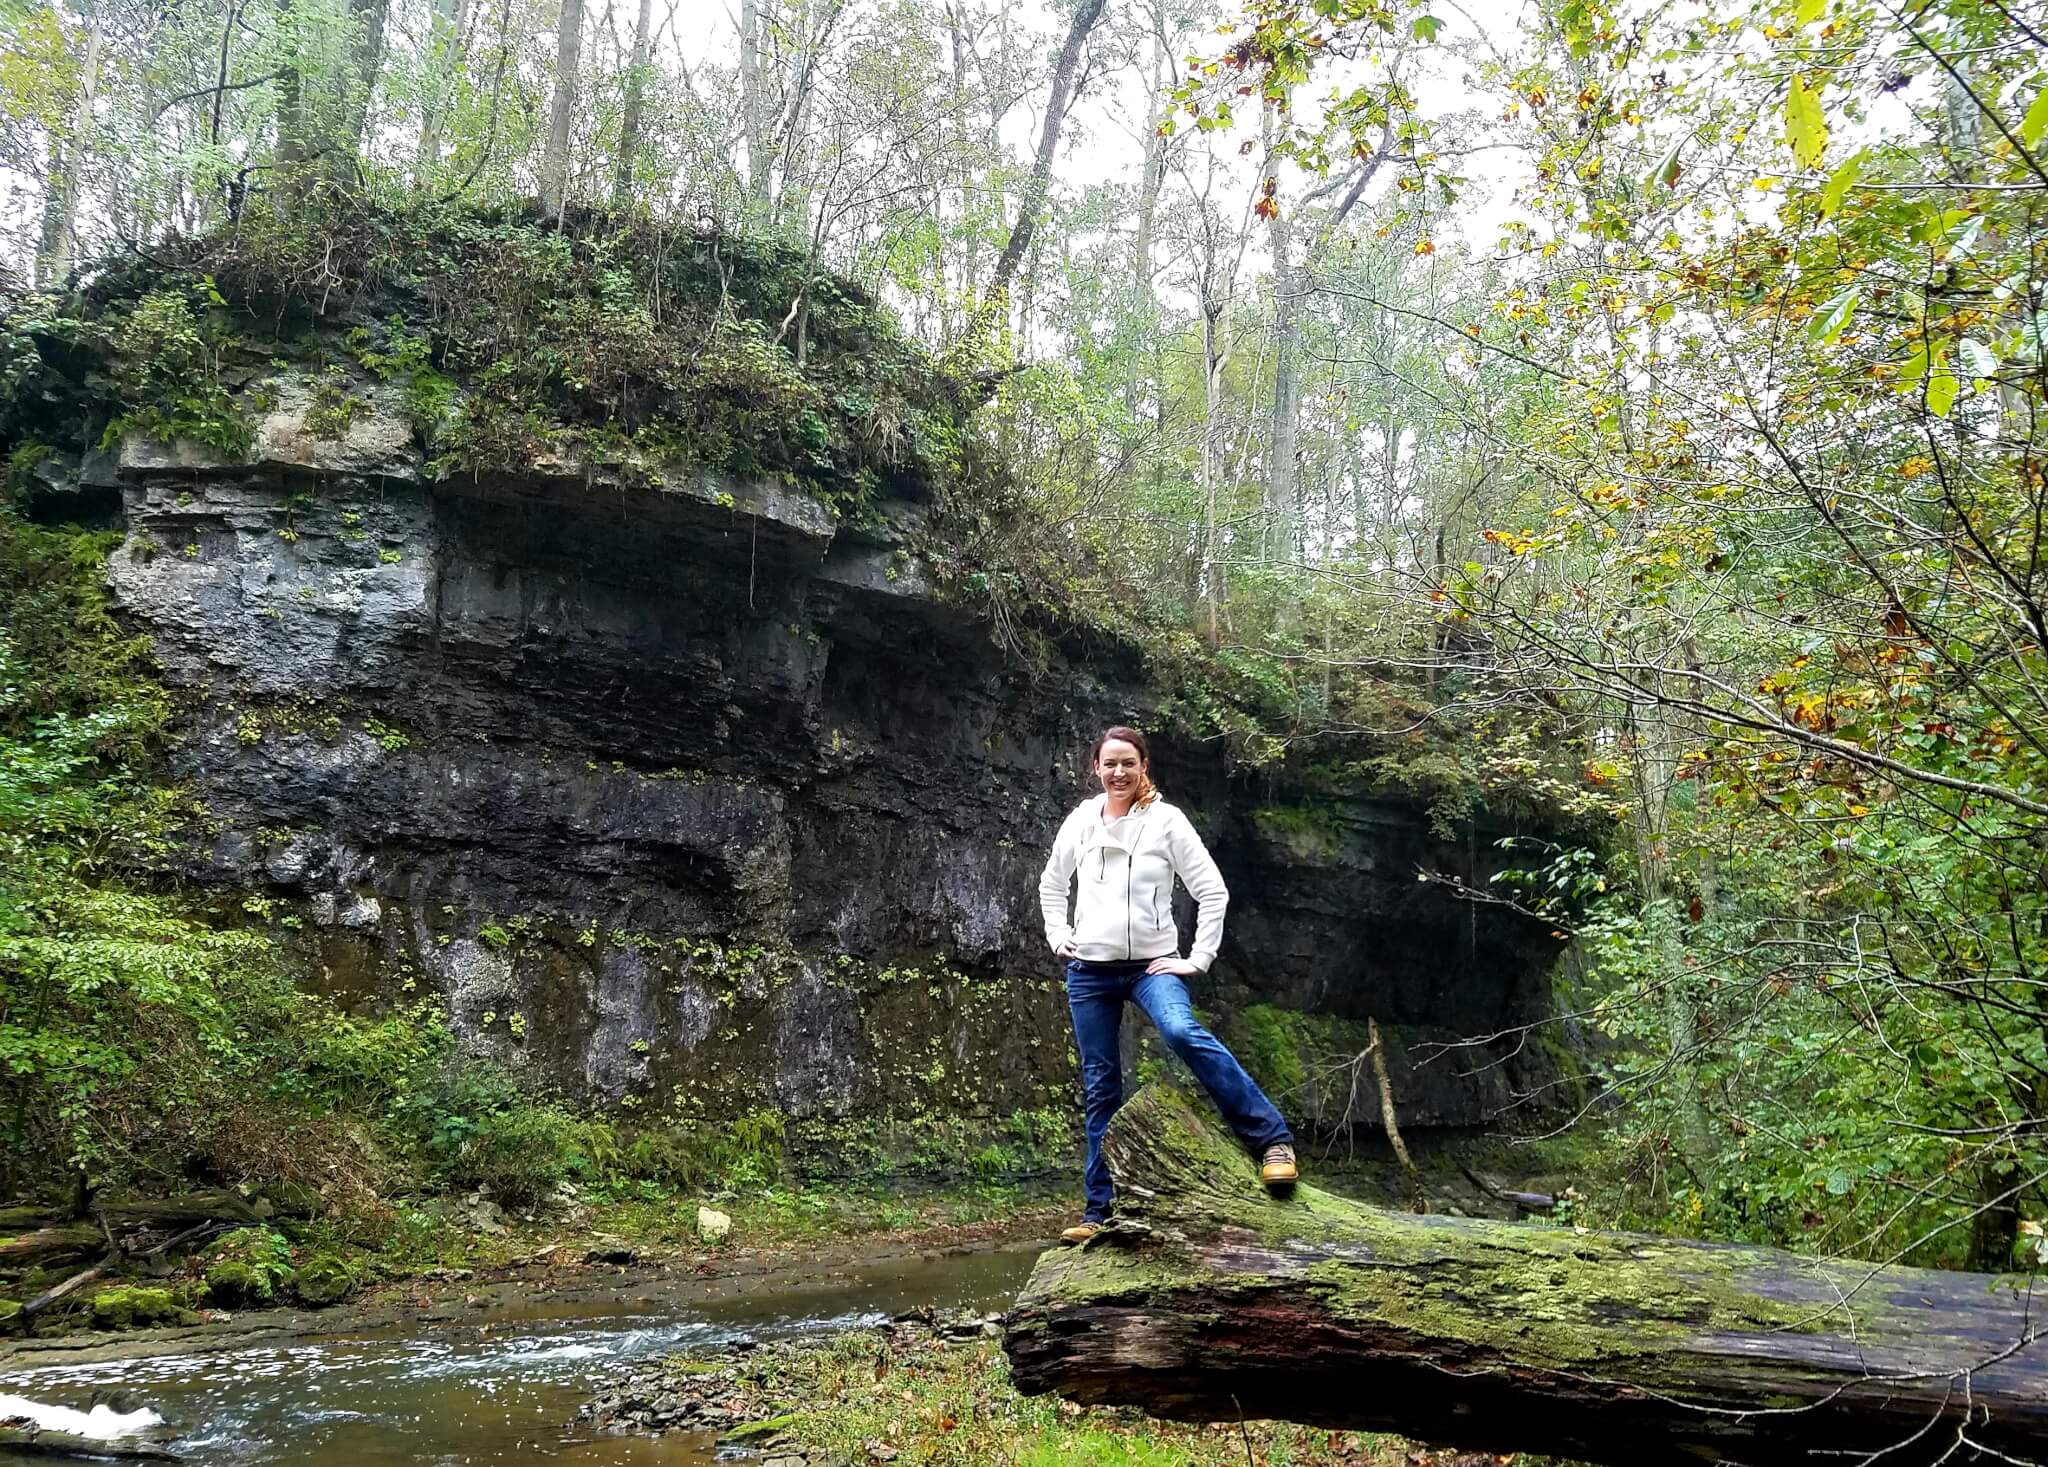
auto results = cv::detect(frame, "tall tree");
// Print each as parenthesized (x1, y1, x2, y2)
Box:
(983, 0, 1107, 309)
(34, 13, 101, 286)
(541, 0, 585, 216)
(611, 0, 653, 203)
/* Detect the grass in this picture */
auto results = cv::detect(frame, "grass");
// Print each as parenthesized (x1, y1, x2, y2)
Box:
(673, 1324, 1564, 1467)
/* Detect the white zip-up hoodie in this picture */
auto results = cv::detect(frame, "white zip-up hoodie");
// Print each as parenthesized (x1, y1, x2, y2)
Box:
(1037, 795, 1229, 971)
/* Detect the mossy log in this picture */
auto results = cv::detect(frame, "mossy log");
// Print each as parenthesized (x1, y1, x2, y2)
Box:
(94, 1191, 273, 1225)
(0, 1227, 104, 1265)
(1002, 1086, 2048, 1467)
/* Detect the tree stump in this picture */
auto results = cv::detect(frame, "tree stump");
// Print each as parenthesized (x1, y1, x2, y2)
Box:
(1002, 1085, 2048, 1467)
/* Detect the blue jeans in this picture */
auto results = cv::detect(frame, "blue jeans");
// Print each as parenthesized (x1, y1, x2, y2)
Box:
(1065, 959, 1293, 1222)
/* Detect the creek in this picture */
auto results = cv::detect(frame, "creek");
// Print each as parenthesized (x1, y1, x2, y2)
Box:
(0, 1244, 1041, 1466)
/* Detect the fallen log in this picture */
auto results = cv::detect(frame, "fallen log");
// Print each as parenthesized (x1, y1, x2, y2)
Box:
(93, 1191, 272, 1226)
(1002, 1085, 2048, 1467)
(0, 1227, 104, 1265)
(1456, 1162, 1555, 1215)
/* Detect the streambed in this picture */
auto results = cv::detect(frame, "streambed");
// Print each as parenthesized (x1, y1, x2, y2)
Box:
(1, 1244, 1041, 1466)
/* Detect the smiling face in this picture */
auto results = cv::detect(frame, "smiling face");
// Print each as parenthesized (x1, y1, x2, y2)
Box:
(1093, 738, 1146, 807)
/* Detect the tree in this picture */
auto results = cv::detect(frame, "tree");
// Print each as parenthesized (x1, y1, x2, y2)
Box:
(541, 0, 584, 216)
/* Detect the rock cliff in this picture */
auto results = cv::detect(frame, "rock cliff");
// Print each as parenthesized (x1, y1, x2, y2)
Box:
(8, 215, 1568, 1157)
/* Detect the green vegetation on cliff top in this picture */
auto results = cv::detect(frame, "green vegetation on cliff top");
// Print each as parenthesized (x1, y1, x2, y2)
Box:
(4, 202, 981, 516)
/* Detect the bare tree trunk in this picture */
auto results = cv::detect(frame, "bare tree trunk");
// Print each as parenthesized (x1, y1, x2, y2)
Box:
(332, 0, 391, 184)
(1202, 293, 1228, 645)
(273, 0, 309, 196)
(983, 0, 1106, 308)
(540, 0, 585, 218)
(416, 0, 470, 176)
(36, 21, 103, 287)
(738, 0, 773, 218)
(1126, 23, 1166, 419)
(612, 0, 653, 204)
(1263, 130, 1301, 569)
(944, 2, 971, 339)
(1625, 680, 1709, 1171)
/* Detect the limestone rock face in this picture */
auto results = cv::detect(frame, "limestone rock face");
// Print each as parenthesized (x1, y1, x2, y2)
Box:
(76, 406, 1563, 1142)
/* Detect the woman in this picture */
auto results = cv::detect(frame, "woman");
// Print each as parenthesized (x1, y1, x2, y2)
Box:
(1037, 726, 1297, 1244)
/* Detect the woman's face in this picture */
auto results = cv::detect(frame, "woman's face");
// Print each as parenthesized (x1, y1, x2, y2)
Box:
(1094, 739, 1146, 803)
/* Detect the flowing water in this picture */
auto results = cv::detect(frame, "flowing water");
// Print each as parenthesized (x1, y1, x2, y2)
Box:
(1, 1245, 1041, 1466)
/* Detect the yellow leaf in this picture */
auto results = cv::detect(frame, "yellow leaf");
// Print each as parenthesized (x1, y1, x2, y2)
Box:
(1786, 74, 1827, 169)
(1795, 0, 1826, 23)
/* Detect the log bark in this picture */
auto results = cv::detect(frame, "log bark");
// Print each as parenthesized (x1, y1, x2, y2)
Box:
(0, 1227, 103, 1264)
(1002, 1086, 2048, 1467)
(94, 1191, 272, 1226)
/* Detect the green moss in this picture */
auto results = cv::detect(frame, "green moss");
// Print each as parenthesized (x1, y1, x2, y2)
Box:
(205, 1260, 276, 1307)
(720, 1412, 803, 1443)
(1045, 1088, 1852, 1384)
(291, 1253, 355, 1306)
(204, 1227, 294, 1307)
(1234, 1005, 1314, 1107)
(90, 1286, 196, 1330)
(1247, 804, 1345, 862)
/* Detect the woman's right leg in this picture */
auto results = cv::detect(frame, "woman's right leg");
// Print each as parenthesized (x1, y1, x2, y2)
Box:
(1064, 960, 1128, 1222)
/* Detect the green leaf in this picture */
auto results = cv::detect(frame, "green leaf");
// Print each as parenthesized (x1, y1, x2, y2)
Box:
(1411, 14, 1444, 41)
(1645, 140, 1684, 190)
(1795, 0, 1826, 22)
(1808, 286, 1858, 345)
(1786, 74, 1827, 169)
(1925, 366, 1959, 418)
(2022, 309, 2048, 357)
(1899, 344, 1930, 387)
(1944, 212, 1985, 259)
(1959, 337, 1997, 378)
(1818, 149, 1865, 218)
(2021, 81, 2048, 149)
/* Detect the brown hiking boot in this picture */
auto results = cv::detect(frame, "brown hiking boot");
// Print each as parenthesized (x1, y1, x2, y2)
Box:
(1060, 1221, 1101, 1245)
(1260, 1143, 1299, 1187)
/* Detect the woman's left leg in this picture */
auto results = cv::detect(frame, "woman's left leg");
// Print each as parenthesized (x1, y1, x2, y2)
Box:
(1131, 972, 1292, 1154)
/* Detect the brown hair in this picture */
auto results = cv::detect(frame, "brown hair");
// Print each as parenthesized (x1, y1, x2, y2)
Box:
(1092, 725, 1161, 808)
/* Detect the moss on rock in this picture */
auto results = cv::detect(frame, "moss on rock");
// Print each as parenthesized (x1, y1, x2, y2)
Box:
(290, 1253, 355, 1306)
(90, 1286, 196, 1330)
